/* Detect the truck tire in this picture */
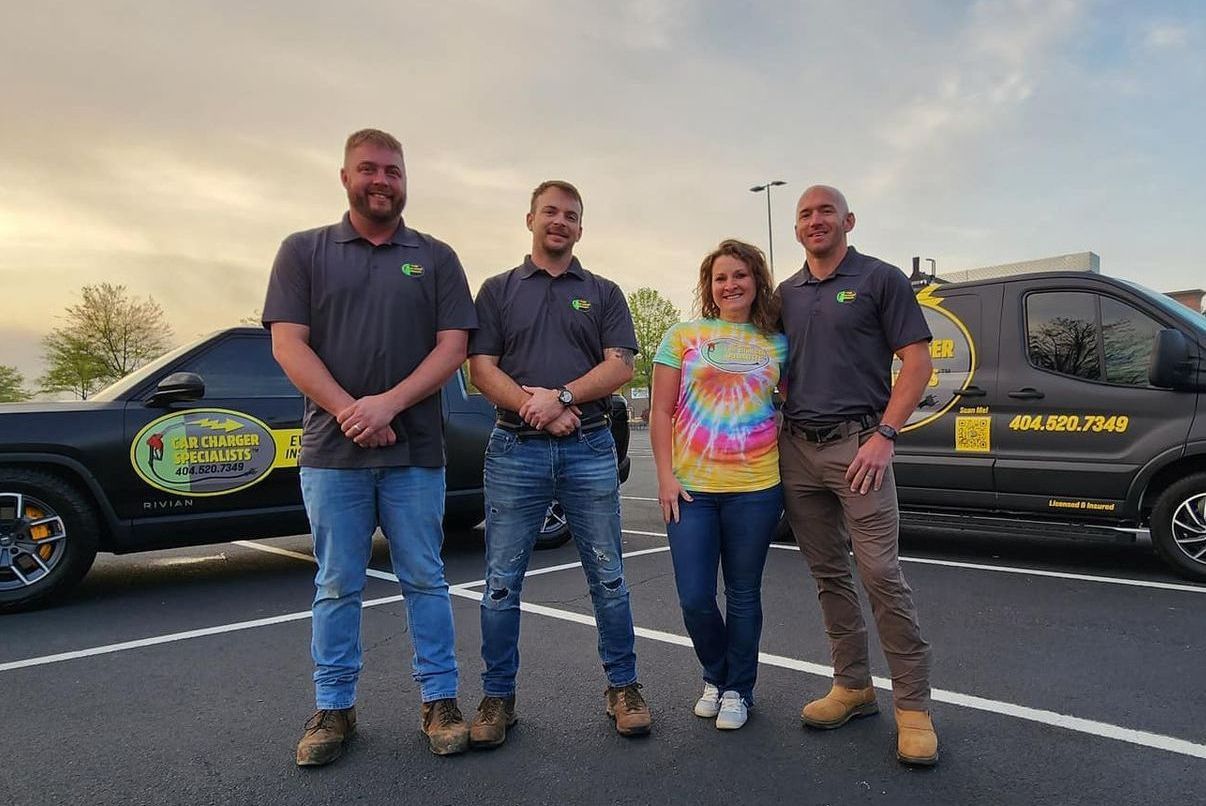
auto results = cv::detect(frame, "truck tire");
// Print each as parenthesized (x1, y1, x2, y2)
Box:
(0, 468, 100, 613)
(535, 501, 571, 550)
(1150, 472, 1206, 582)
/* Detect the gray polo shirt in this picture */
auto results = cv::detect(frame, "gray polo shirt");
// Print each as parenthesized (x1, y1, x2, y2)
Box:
(469, 257, 638, 418)
(262, 214, 477, 468)
(777, 247, 931, 424)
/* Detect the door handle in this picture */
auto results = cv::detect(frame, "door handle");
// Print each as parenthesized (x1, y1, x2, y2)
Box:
(952, 386, 987, 397)
(1007, 388, 1045, 400)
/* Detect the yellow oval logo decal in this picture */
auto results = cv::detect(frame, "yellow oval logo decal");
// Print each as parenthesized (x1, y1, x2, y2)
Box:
(130, 408, 279, 497)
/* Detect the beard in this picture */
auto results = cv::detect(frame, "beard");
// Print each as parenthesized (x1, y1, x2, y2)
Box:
(351, 188, 406, 223)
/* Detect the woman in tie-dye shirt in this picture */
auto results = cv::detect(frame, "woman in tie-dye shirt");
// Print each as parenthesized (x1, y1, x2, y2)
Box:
(650, 239, 787, 730)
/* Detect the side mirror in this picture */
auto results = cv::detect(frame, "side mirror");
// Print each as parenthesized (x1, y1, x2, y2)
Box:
(147, 372, 205, 406)
(1148, 329, 1198, 390)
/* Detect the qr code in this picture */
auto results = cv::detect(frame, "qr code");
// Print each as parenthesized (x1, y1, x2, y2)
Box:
(955, 416, 991, 453)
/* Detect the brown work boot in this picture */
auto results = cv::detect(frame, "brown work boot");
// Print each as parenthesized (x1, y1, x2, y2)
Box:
(895, 707, 939, 766)
(420, 698, 470, 756)
(470, 695, 518, 748)
(801, 684, 879, 729)
(605, 683, 652, 736)
(295, 707, 356, 767)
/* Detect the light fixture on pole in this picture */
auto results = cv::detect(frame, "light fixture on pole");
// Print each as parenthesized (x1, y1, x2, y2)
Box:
(749, 180, 787, 275)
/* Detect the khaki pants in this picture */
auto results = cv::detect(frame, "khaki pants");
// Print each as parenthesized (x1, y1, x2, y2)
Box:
(779, 424, 931, 710)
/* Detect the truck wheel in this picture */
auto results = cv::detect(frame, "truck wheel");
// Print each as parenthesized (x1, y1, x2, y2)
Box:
(1150, 472, 1206, 582)
(535, 500, 571, 550)
(0, 469, 100, 613)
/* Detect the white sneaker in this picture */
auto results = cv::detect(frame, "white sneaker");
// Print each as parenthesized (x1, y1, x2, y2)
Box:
(715, 690, 748, 730)
(693, 683, 721, 718)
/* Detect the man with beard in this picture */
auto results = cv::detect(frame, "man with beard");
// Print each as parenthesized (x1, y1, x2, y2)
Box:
(466, 180, 650, 747)
(263, 128, 477, 764)
(777, 185, 939, 766)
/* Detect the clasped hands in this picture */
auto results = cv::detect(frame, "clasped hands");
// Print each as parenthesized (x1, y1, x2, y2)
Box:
(336, 393, 399, 448)
(519, 386, 582, 436)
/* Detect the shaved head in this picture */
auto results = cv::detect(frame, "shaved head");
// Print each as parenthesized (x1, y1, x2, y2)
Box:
(799, 184, 850, 216)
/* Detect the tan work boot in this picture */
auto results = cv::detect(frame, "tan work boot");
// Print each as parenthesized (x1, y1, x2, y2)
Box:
(470, 695, 517, 748)
(895, 707, 939, 766)
(420, 698, 470, 756)
(295, 707, 356, 767)
(605, 683, 652, 736)
(801, 684, 879, 729)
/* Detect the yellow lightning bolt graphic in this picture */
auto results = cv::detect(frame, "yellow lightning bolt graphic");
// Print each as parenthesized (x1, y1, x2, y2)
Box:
(194, 418, 244, 433)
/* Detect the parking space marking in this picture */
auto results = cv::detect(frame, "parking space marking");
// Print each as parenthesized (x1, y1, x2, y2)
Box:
(439, 586, 1206, 760)
(0, 594, 406, 673)
(10, 539, 1204, 760)
(622, 496, 659, 502)
(230, 540, 397, 582)
(768, 542, 1206, 594)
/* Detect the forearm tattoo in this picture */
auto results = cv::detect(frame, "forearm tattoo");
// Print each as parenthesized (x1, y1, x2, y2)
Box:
(606, 347, 635, 369)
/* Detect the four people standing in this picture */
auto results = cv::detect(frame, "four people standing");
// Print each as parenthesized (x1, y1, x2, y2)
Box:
(267, 136, 936, 765)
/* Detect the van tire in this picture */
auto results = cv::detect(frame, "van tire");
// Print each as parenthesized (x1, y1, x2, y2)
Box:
(1150, 472, 1206, 582)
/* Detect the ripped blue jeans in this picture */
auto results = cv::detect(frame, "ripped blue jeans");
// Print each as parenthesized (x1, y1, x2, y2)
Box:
(479, 425, 637, 697)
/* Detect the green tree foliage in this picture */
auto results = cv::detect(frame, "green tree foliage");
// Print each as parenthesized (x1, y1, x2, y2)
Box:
(0, 365, 31, 402)
(40, 283, 173, 399)
(627, 287, 680, 396)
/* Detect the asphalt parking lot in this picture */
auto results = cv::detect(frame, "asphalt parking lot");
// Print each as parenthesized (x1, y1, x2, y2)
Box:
(3, 431, 1205, 806)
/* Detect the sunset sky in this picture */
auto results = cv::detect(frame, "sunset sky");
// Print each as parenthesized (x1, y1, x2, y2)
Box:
(2, 0, 1203, 383)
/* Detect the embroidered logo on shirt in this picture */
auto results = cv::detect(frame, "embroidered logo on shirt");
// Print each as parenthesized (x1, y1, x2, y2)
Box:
(400, 263, 424, 277)
(701, 338, 770, 373)
(836, 290, 857, 303)
(570, 298, 592, 311)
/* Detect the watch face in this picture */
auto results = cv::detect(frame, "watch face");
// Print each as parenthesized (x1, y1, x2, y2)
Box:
(558, 389, 573, 404)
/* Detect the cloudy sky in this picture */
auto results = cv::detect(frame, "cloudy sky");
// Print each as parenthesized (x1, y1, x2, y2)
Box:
(1, 0, 1203, 381)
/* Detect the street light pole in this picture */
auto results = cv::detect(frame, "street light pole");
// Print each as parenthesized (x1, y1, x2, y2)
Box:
(749, 180, 787, 276)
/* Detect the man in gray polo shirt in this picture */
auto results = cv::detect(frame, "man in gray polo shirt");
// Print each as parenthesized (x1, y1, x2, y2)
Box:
(263, 128, 477, 764)
(467, 180, 651, 747)
(777, 185, 939, 766)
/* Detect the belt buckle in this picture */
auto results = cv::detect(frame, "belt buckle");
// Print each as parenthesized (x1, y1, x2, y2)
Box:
(816, 424, 844, 444)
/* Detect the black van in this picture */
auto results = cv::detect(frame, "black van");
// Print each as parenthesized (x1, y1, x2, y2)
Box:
(884, 271, 1206, 581)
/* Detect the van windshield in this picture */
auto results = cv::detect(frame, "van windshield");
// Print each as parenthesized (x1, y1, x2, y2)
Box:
(1118, 279, 1206, 340)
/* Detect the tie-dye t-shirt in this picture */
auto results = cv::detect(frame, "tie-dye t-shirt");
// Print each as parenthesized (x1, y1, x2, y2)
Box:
(653, 319, 788, 493)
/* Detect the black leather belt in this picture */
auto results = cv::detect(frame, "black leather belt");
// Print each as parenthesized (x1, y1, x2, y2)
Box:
(789, 413, 878, 444)
(495, 410, 610, 437)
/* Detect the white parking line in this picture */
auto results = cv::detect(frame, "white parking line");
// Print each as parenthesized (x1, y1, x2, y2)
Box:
(6, 538, 1204, 760)
(633, 527, 1205, 594)
(0, 594, 405, 674)
(437, 587, 1206, 760)
(765, 542, 1206, 594)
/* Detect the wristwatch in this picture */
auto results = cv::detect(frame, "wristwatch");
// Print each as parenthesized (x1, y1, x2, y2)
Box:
(556, 386, 575, 406)
(875, 423, 898, 441)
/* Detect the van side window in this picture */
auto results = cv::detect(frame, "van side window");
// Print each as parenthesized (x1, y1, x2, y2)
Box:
(1100, 297, 1160, 385)
(1026, 292, 1162, 386)
(1026, 292, 1101, 380)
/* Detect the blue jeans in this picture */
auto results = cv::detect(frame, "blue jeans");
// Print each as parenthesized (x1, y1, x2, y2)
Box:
(479, 426, 637, 697)
(666, 484, 782, 704)
(299, 466, 458, 709)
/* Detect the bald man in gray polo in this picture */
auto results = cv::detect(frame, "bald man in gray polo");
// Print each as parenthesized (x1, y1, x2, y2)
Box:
(777, 185, 939, 766)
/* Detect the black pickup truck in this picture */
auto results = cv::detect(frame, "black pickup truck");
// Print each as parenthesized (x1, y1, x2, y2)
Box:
(0, 327, 630, 612)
